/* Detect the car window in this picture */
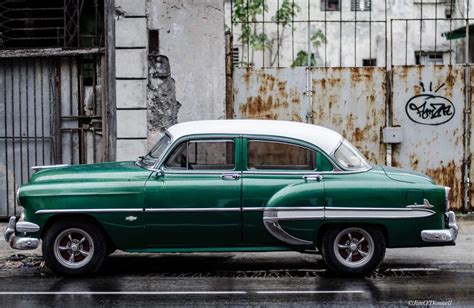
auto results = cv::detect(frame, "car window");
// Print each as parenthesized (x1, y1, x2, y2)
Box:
(165, 140, 235, 171)
(247, 140, 315, 171)
(333, 139, 370, 170)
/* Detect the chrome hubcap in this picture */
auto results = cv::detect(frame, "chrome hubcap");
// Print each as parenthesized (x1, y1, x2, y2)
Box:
(333, 227, 374, 268)
(53, 228, 94, 269)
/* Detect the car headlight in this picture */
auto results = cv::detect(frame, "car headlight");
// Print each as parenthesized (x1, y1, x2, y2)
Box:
(16, 188, 22, 207)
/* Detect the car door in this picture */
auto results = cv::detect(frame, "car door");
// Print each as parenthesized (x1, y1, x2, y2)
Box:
(144, 136, 242, 247)
(241, 137, 332, 246)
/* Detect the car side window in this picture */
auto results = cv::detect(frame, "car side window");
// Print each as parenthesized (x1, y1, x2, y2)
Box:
(247, 140, 316, 171)
(165, 140, 235, 170)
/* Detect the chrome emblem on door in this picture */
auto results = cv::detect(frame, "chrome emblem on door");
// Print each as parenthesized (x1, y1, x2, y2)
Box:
(125, 216, 138, 222)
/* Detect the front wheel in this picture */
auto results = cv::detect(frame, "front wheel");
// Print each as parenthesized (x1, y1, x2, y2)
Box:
(42, 219, 106, 276)
(321, 226, 385, 276)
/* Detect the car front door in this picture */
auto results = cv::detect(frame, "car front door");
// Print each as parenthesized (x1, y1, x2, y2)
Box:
(241, 137, 332, 246)
(144, 136, 242, 247)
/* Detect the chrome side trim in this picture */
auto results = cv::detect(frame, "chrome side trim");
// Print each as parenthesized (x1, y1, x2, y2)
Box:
(36, 208, 143, 214)
(263, 211, 312, 246)
(145, 207, 241, 213)
(242, 207, 266, 211)
(263, 207, 325, 221)
(325, 207, 436, 219)
(406, 199, 434, 209)
(31, 164, 69, 171)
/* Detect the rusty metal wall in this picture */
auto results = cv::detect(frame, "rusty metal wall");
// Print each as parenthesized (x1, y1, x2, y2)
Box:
(233, 65, 471, 211)
(391, 65, 466, 210)
(311, 67, 387, 164)
(233, 68, 307, 122)
(233, 67, 387, 165)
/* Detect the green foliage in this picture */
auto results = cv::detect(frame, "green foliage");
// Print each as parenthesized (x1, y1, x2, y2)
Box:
(232, 0, 326, 66)
(272, 0, 300, 27)
(291, 50, 316, 67)
(311, 30, 327, 49)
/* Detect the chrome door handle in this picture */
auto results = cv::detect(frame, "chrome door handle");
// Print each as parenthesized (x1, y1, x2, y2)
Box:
(221, 173, 241, 180)
(303, 175, 323, 182)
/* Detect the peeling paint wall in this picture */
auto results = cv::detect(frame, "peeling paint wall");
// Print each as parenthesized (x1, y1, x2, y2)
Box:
(147, 0, 226, 122)
(233, 65, 471, 210)
(147, 54, 181, 146)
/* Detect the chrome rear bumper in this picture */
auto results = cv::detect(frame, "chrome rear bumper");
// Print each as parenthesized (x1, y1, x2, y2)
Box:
(421, 211, 459, 243)
(4, 216, 40, 250)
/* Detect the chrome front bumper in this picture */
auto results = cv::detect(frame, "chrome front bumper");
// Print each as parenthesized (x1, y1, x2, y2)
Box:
(4, 216, 40, 250)
(421, 211, 459, 243)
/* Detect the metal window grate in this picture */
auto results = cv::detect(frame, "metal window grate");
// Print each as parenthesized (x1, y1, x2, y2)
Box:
(351, 0, 371, 11)
(321, 0, 340, 12)
(0, 0, 104, 49)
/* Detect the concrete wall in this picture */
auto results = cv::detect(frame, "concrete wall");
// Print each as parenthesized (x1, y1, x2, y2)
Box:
(113, 0, 226, 160)
(147, 0, 226, 123)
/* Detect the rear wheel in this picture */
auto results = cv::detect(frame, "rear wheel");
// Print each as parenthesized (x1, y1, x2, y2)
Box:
(42, 220, 106, 276)
(321, 226, 385, 276)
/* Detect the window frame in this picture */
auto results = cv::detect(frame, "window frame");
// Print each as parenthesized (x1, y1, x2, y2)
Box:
(162, 136, 238, 173)
(351, 0, 371, 12)
(244, 137, 333, 173)
(321, 0, 341, 12)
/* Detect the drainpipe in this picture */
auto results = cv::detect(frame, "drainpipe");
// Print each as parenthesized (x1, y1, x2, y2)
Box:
(463, 15, 471, 213)
(305, 21, 313, 123)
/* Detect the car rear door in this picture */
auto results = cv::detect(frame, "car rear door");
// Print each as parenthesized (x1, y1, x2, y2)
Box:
(241, 137, 331, 246)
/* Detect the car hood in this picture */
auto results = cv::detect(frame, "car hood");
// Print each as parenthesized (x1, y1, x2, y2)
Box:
(381, 165, 434, 184)
(29, 161, 150, 183)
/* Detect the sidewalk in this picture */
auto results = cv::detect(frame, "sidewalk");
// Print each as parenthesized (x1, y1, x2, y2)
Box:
(1, 219, 473, 267)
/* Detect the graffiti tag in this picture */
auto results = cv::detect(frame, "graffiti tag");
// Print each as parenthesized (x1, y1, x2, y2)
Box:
(405, 82, 455, 126)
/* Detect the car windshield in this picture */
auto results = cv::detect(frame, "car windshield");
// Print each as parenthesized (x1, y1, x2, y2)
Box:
(137, 133, 172, 168)
(333, 139, 371, 170)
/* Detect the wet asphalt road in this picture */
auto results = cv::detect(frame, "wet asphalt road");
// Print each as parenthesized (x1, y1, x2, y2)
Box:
(0, 253, 473, 307)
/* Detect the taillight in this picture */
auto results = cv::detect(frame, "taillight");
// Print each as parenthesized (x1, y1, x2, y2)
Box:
(444, 187, 452, 211)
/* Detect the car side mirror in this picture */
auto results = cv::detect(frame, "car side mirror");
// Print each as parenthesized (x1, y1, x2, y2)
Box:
(150, 166, 164, 178)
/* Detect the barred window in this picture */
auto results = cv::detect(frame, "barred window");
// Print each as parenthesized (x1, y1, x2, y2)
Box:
(351, 0, 371, 11)
(321, 0, 340, 11)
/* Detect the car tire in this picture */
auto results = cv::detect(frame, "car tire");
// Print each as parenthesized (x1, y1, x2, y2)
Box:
(321, 225, 385, 276)
(42, 219, 106, 276)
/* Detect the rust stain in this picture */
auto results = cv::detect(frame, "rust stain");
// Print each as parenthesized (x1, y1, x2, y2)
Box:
(425, 161, 461, 210)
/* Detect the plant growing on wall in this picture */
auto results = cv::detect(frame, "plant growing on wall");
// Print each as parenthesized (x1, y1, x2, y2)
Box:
(232, 0, 326, 67)
(291, 30, 327, 67)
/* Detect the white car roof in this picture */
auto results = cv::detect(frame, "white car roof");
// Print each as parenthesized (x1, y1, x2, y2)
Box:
(166, 120, 343, 154)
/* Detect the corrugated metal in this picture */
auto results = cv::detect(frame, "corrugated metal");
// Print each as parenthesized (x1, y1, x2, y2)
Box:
(0, 56, 105, 218)
(311, 67, 386, 164)
(391, 65, 465, 210)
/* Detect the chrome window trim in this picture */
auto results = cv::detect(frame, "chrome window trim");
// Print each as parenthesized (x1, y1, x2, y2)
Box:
(161, 137, 238, 173)
(154, 134, 241, 170)
(244, 135, 341, 172)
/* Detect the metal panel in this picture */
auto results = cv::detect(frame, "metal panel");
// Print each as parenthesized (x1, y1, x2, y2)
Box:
(233, 67, 387, 165)
(233, 68, 307, 122)
(0, 55, 106, 218)
(391, 65, 465, 210)
(0, 58, 55, 217)
(311, 67, 387, 164)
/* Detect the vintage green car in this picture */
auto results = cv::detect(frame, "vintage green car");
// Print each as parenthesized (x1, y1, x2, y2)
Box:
(4, 120, 458, 276)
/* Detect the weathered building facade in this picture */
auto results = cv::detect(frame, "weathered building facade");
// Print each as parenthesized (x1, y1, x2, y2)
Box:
(0, 0, 225, 217)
